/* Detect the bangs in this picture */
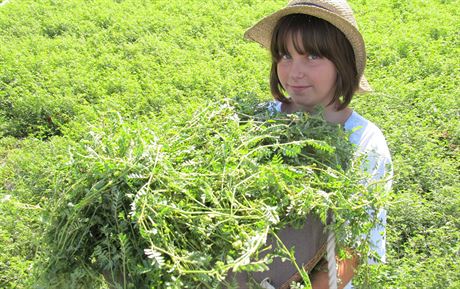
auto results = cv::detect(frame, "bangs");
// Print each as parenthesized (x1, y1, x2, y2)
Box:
(271, 14, 335, 60)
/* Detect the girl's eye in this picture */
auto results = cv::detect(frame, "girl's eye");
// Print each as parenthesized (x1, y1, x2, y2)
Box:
(280, 54, 291, 60)
(307, 53, 320, 60)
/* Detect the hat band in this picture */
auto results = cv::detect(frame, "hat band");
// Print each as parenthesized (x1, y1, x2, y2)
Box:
(290, 2, 332, 12)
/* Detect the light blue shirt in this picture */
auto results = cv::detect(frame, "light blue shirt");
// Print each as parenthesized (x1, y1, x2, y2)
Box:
(343, 110, 392, 288)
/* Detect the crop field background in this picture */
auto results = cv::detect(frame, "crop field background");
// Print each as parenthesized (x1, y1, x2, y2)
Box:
(0, 0, 459, 288)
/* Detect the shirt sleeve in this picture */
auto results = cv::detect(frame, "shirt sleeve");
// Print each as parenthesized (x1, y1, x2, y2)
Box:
(358, 137, 393, 264)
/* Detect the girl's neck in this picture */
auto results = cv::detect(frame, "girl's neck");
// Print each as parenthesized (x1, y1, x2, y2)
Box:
(323, 106, 353, 125)
(281, 102, 352, 125)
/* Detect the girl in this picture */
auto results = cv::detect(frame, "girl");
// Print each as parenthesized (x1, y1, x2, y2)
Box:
(234, 0, 393, 288)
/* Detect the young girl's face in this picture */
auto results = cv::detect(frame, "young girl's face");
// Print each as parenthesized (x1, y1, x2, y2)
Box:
(277, 33, 337, 112)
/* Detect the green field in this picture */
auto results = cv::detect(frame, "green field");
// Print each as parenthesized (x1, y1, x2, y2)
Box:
(1, 0, 459, 288)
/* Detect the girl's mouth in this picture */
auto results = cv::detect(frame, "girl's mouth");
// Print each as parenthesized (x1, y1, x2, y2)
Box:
(288, 85, 311, 93)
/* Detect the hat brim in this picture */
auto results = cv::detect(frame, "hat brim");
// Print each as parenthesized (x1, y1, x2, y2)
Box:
(245, 5, 372, 92)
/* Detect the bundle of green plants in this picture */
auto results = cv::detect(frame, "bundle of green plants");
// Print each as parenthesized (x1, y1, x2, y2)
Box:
(40, 99, 386, 289)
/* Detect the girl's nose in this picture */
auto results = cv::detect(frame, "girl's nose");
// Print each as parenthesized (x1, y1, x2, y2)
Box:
(290, 60, 306, 79)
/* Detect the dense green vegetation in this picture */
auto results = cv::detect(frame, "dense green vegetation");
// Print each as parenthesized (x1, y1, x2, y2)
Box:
(0, 0, 458, 288)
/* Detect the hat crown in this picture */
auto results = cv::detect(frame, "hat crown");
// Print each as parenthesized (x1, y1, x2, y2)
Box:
(287, 0, 358, 28)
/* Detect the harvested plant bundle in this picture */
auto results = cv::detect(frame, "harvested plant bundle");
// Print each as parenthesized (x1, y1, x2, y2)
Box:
(42, 100, 382, 288)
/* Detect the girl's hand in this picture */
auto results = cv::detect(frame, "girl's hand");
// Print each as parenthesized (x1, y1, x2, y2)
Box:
(310, 249, 359, 289)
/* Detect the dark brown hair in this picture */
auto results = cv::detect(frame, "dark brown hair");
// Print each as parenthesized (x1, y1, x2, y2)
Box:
(270, 14, 359, 110)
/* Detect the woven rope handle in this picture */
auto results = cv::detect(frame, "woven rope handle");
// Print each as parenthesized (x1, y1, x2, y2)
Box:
(326, 229, 338, 289)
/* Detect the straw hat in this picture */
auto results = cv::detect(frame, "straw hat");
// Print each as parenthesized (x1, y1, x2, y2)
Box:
(245, 0, 371, 92)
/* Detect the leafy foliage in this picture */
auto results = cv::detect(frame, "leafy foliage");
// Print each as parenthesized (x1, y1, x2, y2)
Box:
(0, 0, 458, 288)
(39, 101, 384, 288)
